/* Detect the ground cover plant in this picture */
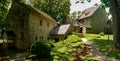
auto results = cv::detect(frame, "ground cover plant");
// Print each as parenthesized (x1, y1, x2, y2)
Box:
(51, 34, 94, 61)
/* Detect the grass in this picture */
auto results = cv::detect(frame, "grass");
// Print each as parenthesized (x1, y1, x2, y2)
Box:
(85, 33, 120, 59)
(51, 34, 85, 61)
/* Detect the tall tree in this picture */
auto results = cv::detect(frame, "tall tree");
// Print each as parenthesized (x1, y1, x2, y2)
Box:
(0, 0, 10, 29)
(101, 0, 120, 50)
(29, 0, 70, 24)
(0, 0, 26, 29)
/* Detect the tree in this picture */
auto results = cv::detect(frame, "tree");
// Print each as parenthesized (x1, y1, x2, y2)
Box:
(70, 11, 81, 19)
(0, 0, 10, 29)
(29, 0, 70, 24)
(101, 0, 120, 50)
(70, 11, 77, 19)
(0, 0, 26, 29)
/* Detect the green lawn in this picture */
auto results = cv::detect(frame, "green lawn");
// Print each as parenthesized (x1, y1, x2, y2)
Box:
(85, 33, 120, 59)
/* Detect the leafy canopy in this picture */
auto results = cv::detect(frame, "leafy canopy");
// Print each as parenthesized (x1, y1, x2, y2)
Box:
(29, 0, 70, 24)
(0, 0, 26, 29)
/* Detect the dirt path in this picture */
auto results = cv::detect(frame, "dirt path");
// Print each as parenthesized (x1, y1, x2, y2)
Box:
(81, 38, 119, 61)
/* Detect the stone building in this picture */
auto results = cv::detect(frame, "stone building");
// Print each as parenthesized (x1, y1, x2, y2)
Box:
(77, 4, 108, 33)
(6, 1, 57, 50)
(50, 24, 72, 42)
(65, 19, 86, 37)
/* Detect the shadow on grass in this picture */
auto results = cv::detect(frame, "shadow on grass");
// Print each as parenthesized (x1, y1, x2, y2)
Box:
(90, 38, 120, 59)
(5, 48, 25, 58)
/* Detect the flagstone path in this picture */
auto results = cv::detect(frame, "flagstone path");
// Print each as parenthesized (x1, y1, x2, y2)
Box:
(81, 38, 119, 61)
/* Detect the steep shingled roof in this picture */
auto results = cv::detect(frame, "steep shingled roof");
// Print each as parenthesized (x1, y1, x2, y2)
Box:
(12, 1, 57, 24)
(66, 19, 83, 27)
(77, 4, 101, 20)
(50, 24, 71, 35)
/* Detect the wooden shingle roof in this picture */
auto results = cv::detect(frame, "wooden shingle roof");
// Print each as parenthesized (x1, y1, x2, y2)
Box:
(12, 1, 57, 24)
(77, 4, 101, 20)
(50, 24, 71, 35)
(66, 20, 83, 27)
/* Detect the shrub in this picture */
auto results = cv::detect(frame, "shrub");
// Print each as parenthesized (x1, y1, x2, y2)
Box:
(30, 41, 53, 58)
(51, 34, 84, 61)
(99, 32, 105, 36)
(64, 35, 81, 43)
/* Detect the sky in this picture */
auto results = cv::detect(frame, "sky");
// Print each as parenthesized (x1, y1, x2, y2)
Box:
(70, 0, 102, 13)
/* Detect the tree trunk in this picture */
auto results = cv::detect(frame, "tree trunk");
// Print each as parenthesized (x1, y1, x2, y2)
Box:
(108, 0, 120, 50)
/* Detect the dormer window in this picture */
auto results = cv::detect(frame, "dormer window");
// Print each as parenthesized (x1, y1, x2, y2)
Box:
(85, 10, 90, 15)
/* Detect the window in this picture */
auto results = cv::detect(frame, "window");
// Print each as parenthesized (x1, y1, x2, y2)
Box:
(39, 36, 43, 40)
(55, 38, 59, 42)
(35, 36, 38, 41)
(79, 27, 83, 33)
(39, 20, 43, 25)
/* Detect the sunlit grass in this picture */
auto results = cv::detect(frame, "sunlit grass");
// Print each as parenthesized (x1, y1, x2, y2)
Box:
(85, 33, 120, 59)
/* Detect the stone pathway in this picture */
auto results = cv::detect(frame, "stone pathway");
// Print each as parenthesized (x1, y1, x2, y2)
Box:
(81, 38, 119, 61)
(9, 52, 30, 61)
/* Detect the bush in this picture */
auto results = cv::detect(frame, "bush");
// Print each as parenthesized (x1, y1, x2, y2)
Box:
(99, 32, 104, 36)
(30, 41, 53, 58)
(64, 35, 81, 43)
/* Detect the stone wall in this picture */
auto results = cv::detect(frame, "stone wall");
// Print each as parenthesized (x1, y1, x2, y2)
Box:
(86, 6, 108, 33)
(29, 12, 57, 44)
(6, 2, 30, 50)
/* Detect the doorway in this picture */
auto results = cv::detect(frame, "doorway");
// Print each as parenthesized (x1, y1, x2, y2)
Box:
(79, 27, 83, 33)
(55, 38, 59, 42)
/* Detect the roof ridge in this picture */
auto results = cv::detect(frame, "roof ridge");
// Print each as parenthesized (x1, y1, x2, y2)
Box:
(14, 1, 57, 24)
(78, 4, 101, 20)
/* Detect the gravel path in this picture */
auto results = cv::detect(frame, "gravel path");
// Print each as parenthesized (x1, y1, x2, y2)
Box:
(81, 38, 119, 61)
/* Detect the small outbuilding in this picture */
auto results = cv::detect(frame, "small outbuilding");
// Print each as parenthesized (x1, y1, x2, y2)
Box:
(65, 20, 86, 37)
(49, 24, 72, 42)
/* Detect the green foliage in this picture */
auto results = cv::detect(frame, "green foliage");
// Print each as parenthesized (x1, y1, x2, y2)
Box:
(71, 42, 85, 47)
(70, 10, 81, 19)
(51, 34, 85, 61)
(64, 35, 81, 43)
(99, 32, 105, 36)
(51, 44, 73, 61)
(84, 55, 97, 61)
(101, 0, 109, 7)
(29, 0, 70, 24)
(70, 11, 77, 19)
(30, 41, 53, 58)
(0, 0, 10, 29)
(70, 11, 81, 19)
(0, 0, 26, 29)
(101, 0, 120, 8)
